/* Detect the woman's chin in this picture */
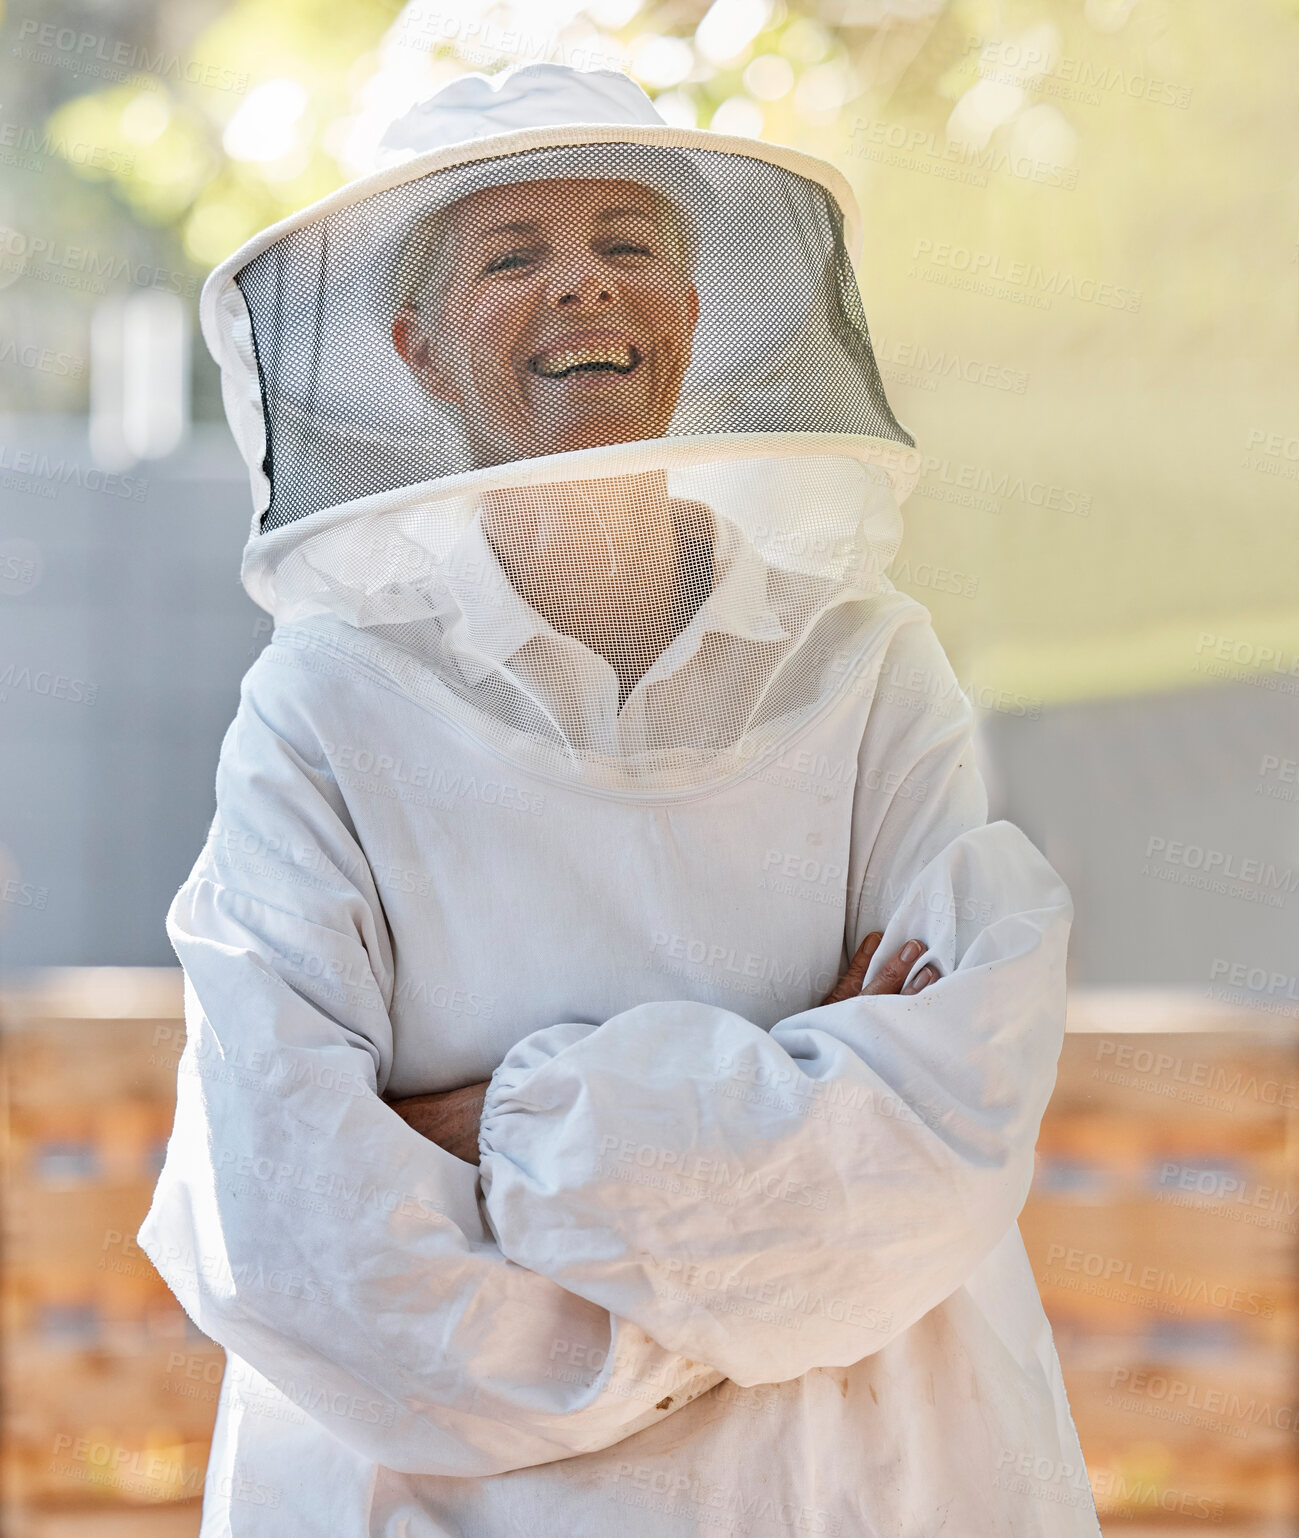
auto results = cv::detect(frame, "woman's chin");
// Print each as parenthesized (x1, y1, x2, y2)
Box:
(533, 413, 672, 458)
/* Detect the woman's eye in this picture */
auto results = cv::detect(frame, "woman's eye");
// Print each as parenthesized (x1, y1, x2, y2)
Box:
(606, 242, 653, 258)
(484, 251, 538, 274)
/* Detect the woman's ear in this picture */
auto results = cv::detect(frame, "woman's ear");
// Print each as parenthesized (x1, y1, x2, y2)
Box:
(392, 304, 462, 407)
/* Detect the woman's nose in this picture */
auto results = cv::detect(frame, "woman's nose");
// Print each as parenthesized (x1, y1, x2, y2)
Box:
(546, 247, 614, 308)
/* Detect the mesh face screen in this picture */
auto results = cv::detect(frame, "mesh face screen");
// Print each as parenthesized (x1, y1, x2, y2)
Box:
(233, 140, 914, 531)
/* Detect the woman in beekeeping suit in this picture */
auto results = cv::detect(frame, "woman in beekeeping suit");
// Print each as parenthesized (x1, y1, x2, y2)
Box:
(139, 62, 1100, 1538)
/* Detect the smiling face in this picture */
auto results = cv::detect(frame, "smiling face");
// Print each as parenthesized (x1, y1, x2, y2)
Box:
(391, 177, 699, 465)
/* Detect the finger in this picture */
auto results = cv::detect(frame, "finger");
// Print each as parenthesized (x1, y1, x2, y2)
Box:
(819, 933, 879, 1005)
(820, 932, 883, 1005)
(860, 939, 926, 997)
(901, 963, 939, 995)
(842, 930, 884, 988)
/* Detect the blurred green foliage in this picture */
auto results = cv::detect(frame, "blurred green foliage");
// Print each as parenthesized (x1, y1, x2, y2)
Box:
(2, 0, 1295, 701)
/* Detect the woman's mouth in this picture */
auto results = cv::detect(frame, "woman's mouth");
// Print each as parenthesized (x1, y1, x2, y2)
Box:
(529, 341, 641, 378)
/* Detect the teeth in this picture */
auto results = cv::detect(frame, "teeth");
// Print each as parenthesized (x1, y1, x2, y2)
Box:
(534, 344, 635, 377)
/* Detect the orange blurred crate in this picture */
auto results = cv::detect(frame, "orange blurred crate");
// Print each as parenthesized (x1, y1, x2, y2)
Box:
(1031, 1010, 1299, 1529)
(0, 971, 214, 1534)
(8, 1501, 202, 1538)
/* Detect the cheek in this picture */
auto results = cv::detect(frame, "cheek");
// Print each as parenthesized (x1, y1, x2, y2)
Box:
(445, 286, 531, 399)
(631, 278, 697, 359)
(462, 289, 534, 384)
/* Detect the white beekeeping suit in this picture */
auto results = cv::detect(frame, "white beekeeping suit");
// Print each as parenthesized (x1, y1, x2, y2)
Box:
(138, 61, 1101, 1537)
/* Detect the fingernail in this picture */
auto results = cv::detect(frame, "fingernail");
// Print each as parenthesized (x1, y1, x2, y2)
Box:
(915, 965, 937, 988)
(900, 940, 923, 964)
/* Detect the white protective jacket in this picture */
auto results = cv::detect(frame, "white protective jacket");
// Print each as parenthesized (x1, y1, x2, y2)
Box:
(138, 62, 1101, 1537)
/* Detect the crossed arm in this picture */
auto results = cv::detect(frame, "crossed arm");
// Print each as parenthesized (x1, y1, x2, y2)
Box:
(386, 933, 941, 1162)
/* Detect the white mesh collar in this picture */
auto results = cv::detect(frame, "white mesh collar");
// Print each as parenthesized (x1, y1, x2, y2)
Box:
(243, 435, 912, 626)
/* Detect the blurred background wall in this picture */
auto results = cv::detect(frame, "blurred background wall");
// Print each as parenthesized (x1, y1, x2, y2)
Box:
(0, 0, 1295, 1533)
(1, 0, 1294, 996)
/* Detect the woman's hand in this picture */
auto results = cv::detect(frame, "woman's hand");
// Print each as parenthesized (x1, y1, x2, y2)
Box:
(820, 932, 938, 1006)
(386, 1080, 491, 1164)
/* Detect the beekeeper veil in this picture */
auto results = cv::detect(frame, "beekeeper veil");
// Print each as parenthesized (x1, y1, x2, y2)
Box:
(202, 63, 922, 792)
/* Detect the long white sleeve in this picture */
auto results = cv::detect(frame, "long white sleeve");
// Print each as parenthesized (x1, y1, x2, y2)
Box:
(477, 614, 1073, 1386)
(136, 671, 724, 1479)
